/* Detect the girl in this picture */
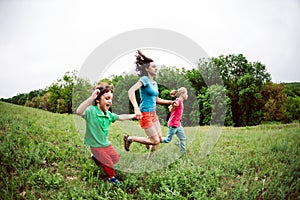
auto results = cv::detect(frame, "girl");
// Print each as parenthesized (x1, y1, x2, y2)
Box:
(76, 83, 136, 184)
(123, 50, 173, 159)
(161, 87, 188, 153)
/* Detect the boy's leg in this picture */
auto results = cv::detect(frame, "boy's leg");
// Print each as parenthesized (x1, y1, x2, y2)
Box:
(98, 162, 115, 178)
(91, 146, 117, 178)
(107, 145, 120, 164)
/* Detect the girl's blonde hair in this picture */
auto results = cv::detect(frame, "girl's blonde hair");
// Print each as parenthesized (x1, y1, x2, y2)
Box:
(170, 87, 187, 98)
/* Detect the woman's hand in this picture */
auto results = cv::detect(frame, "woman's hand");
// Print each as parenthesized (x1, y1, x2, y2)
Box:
(134, 108, 142, 119)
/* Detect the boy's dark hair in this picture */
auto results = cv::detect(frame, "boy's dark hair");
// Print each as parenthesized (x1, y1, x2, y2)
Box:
(135, 50, 154, 77)
(94, 82, 114, 105)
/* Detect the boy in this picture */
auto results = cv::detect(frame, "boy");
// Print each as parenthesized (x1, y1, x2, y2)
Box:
(76, 83, 135, 184)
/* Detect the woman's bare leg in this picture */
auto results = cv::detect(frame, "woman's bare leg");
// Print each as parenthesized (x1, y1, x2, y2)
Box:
(153, 120, 162, 141)
(126, 121, 162, 159)
(128, 126, 160, 145)
(147, 121, 162, 159)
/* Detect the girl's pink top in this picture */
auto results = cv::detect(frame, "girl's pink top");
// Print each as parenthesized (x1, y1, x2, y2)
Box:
(168, 98, 183, 127)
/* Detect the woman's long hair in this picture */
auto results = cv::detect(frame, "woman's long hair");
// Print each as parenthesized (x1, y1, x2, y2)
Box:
(135, 50, 154, 77)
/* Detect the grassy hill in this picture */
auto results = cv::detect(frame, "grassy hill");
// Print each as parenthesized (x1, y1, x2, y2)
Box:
(0, 101, 299, 199)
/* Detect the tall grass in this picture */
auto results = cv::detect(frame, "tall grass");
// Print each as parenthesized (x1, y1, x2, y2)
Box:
(0, 101, 299, 199)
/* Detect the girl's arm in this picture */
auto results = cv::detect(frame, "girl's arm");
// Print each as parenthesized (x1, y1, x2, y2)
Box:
(76, 89, 99, 116)
(156, 97, 173, 105)
(128, 81, 143, 119)
(118, 114, 136, 121)
(172, 99, 179, 107)
(168, 100, 179, 112)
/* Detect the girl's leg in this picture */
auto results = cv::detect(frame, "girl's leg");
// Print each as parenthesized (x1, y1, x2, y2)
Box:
(176, 126, 186, 153)
(161, 127, 176, 143)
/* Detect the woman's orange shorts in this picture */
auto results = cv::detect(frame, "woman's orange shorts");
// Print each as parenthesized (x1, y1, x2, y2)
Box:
(139, 111, 158, 129)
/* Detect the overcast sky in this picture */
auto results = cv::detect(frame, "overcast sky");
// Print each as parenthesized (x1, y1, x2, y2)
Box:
(0, 0, 299, 98)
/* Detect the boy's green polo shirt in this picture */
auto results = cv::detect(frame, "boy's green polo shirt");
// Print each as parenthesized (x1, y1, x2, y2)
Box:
(83, 105, 119, 147)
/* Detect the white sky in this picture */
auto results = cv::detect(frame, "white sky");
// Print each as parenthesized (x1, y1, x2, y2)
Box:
(0, 0, 299, 98)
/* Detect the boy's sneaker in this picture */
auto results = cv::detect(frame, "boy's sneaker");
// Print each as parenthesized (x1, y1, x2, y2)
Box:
(123, 135, 132, 151)
(108, 177, 121, 185)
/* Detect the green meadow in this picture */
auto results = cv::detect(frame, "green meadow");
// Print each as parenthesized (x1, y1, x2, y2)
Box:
(0, 101, 299, 199)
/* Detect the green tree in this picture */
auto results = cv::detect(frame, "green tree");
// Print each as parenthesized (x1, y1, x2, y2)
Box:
(48, 70, 78, 113)
(113, 74, 140, 114)
(261, 82, 288, 121)
(109, 74, 123, 87)
(25, 92, 51, 111)
(185, 58, 229, 126)
(198, 85, 233, 126)
(286, 96, 300, 121)
(28, 89, 47, 101)
(7, 93, 28, 105)
(72, 77, 93, 113)
(4, 89, 47, 107)
(212, 54, 271, 126)
(284, 82, 300, 97)
(39, 92, 51, 111)
(184, 67, 206, 97)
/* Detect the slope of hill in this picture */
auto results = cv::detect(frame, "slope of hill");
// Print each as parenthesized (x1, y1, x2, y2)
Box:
(0, 101, 299, 199)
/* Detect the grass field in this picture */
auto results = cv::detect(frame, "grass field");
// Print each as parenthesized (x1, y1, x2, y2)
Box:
(0, 101, 299, 199)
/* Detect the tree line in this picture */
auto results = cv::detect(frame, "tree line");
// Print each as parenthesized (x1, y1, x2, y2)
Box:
(2, 54, 300, 127)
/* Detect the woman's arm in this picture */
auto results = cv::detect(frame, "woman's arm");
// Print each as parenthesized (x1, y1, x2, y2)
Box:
(76, 89, 99, 116)
(156, 97, 173, 105)
(128, 81, 143, 119)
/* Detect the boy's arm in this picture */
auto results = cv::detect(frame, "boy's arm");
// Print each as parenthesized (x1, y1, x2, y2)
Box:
(76, 89, 99, 116)
(118, 114, 136, 121)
